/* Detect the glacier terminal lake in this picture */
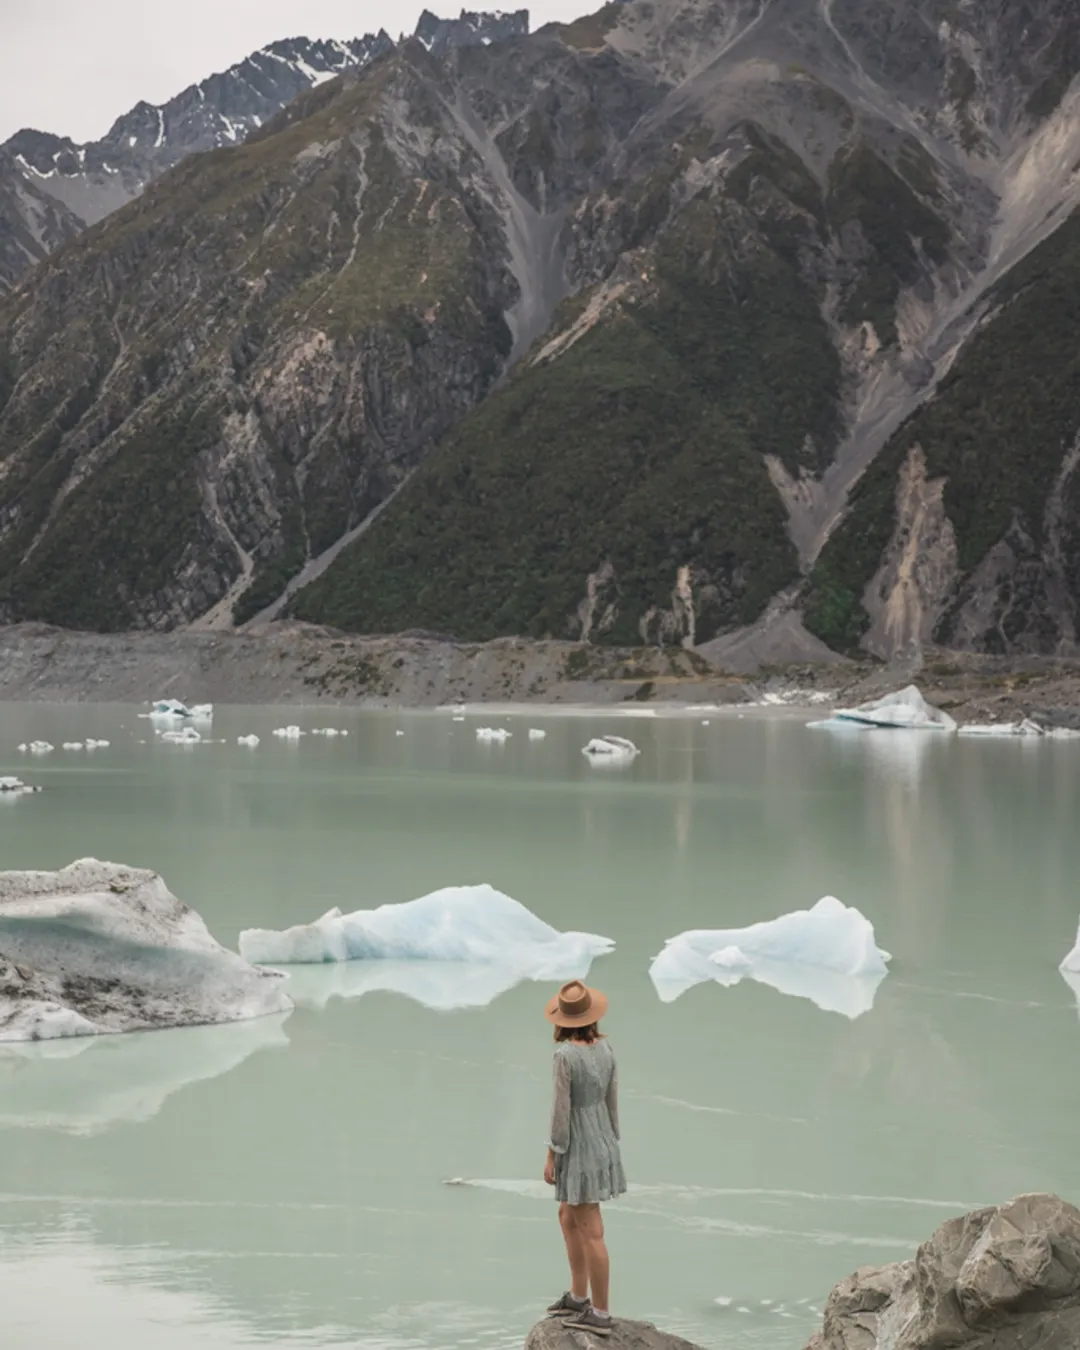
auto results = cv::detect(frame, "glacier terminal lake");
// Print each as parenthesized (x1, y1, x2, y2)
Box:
(1, 703, 1079, 1350)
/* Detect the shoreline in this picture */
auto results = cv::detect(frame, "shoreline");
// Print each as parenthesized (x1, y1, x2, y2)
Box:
(3, 623, 1080, 727)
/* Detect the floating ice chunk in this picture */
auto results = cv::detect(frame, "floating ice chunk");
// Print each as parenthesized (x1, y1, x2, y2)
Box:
(85, 739, 110, 749)
(396, 730, 405, 737)
(237, 735, 260, 747)
(476, 727, 511, 742)
(190, 704, 213, 720)
(0, 777, 40, 795)
(239, 883, 614, 975)
(820, 685, 955, 732)
(62, 742, 84, 750)
(311, 727, 342, 737)
(650, 897, 890, 1018)
(0, 859, 291, 1041)
(160, 727, 201, 743)
(149, 699, 190, 718)
(29, 741, 54, 754)
(16, 744, 26, 752)
(959, 718, 1044, 737)
(582, 735, 639, 762)
(528, 728, 547, 740)
(453, 716, 466, 722)
(272, 725, 304, 739)
(1058, 919, 1080, 977)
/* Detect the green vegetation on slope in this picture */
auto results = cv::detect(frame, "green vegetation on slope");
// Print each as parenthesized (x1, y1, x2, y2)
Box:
(292, 171, 841, 642)
(805, 209, 1080, 650)
(0, 398, 223, 630)
(827, 143, 950, 345)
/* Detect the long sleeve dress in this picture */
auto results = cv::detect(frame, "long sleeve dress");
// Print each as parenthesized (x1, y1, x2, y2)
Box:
(547, 1038, 627, 1205)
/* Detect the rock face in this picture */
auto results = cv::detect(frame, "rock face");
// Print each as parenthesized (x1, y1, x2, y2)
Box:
(3, 0, 1080, 653)
(0, 11, 527, 289)
(525, 1316, 704, 1350)
(806, 1193, 1080, 1350)
(0, 858, 292, 1040)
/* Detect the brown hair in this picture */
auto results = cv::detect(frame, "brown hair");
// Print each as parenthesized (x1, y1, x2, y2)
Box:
(554, 1022, 602, 1044)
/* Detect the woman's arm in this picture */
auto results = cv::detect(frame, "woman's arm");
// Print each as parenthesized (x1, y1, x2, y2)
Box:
(547, 1049, 572, 1155)
(605, 1058, 620, 1140)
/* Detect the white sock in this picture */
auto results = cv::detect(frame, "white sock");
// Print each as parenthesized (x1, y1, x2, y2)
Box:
(569, 1293, 588, 1305)
(591, 1309, 610, 1319)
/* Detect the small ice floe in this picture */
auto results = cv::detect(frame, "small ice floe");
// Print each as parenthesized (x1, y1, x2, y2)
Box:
(190, 704, 213, 720)
(0, 776, 40, 795)
(28, 741, 54, 755)
(272, 726, 304, 739)
(61, 742, 84, 751)
(452, 716, 466, 722)
(809, 685, 955, 733)
(239, 883, 614, 977)
(582, 735, 639, 763)
(528, 728, 547, 741)
(650, 896, 890, 1018)
(311, 728, 342, 737)
(0, 858, 291, 1041)
(395, 730, 405, 737)
(85, 739, 110, 750)
(960, 719, 1080, 739)
(160, 727, 201, 744)
(476, 727, 511, 742)
(237, 735, 260, 747)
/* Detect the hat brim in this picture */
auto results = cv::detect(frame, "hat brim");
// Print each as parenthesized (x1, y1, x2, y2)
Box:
(545, 986, 608, 1026)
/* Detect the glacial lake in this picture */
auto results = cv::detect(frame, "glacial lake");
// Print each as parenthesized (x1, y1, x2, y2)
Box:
(2, 703, 1080, 1350)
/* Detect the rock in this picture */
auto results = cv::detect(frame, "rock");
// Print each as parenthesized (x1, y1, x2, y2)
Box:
(806, 1193, 1080, 1349)
(525, 1316, 704, 1350)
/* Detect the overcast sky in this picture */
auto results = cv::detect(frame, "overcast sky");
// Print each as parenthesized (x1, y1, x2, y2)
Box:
(0, 0, 592, 144)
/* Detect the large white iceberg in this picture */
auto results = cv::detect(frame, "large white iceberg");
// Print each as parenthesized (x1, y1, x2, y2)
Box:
(0, 859, 292, 1042)
(0, 777, 40, 795)
(239, 883, 614, 975)
(812, 685, 956, 733)
(650, 896, 890, 1018)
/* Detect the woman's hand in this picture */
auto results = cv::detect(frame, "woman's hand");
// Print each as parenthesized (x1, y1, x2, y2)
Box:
(544, 1150, 556, 1186)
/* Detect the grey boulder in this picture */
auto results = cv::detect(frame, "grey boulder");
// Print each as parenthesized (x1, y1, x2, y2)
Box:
(806, 1193, 1080, 1349)
(526, 1316, 704, 1350)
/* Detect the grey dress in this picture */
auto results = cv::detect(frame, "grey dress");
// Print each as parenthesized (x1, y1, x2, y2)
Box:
(548, 1038, 627, 1205)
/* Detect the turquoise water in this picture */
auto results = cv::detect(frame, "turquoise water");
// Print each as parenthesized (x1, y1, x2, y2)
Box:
(1, 705, 1079, 1349)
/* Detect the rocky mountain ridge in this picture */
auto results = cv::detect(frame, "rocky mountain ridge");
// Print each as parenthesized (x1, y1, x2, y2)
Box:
(0, 10, 528, 288)
(2, 0, 1080, 659)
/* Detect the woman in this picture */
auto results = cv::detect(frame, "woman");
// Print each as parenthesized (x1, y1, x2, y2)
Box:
(543, 979, 626, 1336)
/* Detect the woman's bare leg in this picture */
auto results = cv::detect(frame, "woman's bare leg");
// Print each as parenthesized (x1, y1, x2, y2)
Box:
(558, 1202, 589, 1301)
(578, 1204, 610, 1311)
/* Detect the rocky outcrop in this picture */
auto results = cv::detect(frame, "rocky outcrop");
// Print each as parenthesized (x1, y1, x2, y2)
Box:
(525, 1317, 704, 1350)
(806, 1193, 1080, 1350)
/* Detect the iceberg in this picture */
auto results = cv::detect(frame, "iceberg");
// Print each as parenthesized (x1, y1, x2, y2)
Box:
(582, 735, 640, 762)
(273, 725, 304, 739)
(237, 734, 260, 747)
(85, 739, 110, 749)
(28, 741, 54, 754)
(959, 719, 1044, 737)
(476, 727, 511, 742)
(190, 704, 213, 720)
(1058, 920, 1080, 975)
(650, 896, 890, 1018)
(528, 728, 547, 741)
(0, 777, 40, 795)
(239, 883, 614, 975)
(0, 859, 292, 1042)
(813, 685, 956, 733)
(311, 727, 343, 737)
(150, 698, 190, 718)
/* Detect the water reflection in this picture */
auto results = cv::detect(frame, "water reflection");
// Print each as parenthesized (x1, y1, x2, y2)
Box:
(281, 956, 606, 1012)
(651, 960, 887, 1018)
(0, 1014, 289, 1133)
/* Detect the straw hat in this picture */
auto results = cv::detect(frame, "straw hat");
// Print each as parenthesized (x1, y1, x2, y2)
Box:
(545, 979, 608, 1027)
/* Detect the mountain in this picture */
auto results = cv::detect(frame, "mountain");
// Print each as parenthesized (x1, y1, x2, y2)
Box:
(0, 10, 527, 290)
(2, 0, 1080, 659)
